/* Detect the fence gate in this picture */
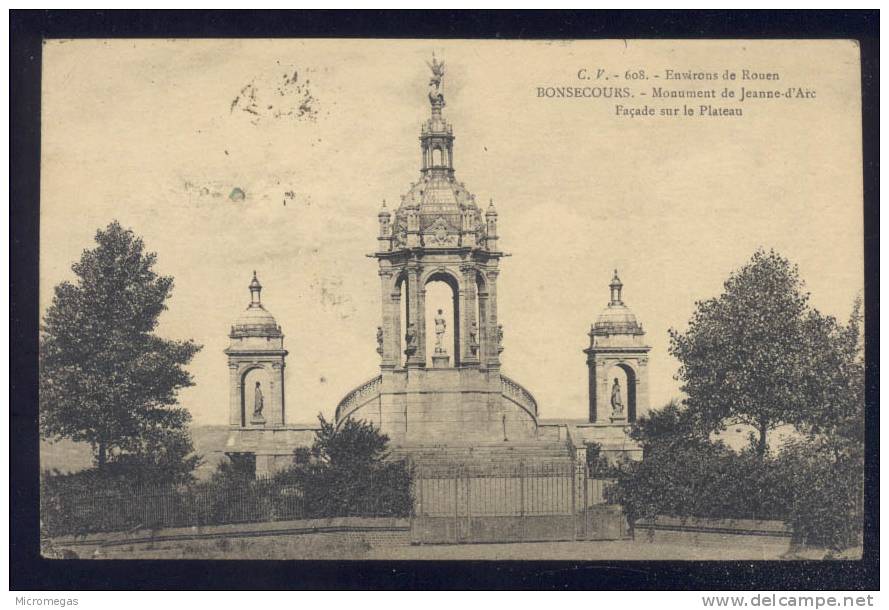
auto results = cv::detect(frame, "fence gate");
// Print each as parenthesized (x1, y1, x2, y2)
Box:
(412, 462, 588, 544)
(411, 462, 629, 544)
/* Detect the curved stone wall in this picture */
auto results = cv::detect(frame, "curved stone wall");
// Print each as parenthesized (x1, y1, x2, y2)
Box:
(335, 369, 538, 445)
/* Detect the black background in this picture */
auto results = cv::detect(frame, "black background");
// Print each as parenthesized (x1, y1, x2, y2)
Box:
(10, 9, 879, 591)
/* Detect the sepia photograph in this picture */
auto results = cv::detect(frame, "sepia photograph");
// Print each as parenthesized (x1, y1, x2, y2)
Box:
(10, 9, 878, 594)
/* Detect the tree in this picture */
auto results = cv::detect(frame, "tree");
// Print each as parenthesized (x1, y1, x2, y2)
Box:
(40, 221, 201, 470)
(282, 414, 412, 517)
(668, 249, 839, 458)
(627, 398, 709, 457)
(796, 295, 865, 457)
(309, 414, 391, 469)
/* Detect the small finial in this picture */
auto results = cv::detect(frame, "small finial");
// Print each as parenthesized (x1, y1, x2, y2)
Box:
(249, 271, 263, 306)
(609, 270, 623, 306)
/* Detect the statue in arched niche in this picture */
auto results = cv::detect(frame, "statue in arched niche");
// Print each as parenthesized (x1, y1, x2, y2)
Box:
(404, 323, 418, 356)
(469, 321, 479, 355)
(434, 309, 447, 353)
(610, 378, 624, 417)
(253, 381, 264, 417)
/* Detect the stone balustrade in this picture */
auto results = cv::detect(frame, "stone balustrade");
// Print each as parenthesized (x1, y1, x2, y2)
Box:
(334, 375, 382, 422)
(500, 374, 538, 419)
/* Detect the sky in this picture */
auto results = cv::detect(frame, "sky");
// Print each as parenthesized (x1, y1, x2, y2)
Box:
(40, 39, 863, 426)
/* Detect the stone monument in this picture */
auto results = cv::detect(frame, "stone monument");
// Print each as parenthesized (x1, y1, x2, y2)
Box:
(224, 272, 286, 429)
(334, 55, 539, 445)
(584, 270, 651, 424)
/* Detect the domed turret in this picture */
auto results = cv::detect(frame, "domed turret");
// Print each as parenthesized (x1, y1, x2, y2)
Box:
(225, 271, 287, 430)
(584, 270, 651, 424)
(231, 271, 282, 338)
(591, 270, 643, 336)
(376, 54, 494, 254)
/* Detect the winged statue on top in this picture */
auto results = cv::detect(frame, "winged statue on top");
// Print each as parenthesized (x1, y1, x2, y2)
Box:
(427, 52, 446, 105)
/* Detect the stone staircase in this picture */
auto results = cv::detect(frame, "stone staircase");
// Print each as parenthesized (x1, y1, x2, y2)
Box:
(391, 440, 575, 471)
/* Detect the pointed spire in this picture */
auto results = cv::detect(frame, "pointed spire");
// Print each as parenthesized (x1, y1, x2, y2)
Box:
(486, 198, 498, 216)
(378, 198, 390, 217)
(609, 269, 623, 306)
(249, 271, 263, 307)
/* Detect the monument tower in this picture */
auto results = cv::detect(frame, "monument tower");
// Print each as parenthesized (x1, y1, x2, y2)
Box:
(334, 55, 539, 444)
(584, 271, 651, 424)
(224, 272, 287, 428)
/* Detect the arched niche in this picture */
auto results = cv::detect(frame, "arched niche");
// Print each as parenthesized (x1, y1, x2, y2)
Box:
(241, 366, 271, 427)
(424, 270, 460, 366)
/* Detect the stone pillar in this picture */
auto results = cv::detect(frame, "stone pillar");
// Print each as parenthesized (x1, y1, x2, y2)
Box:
(390, 283, 402, 368)
(477, 288, 488, 370)
(229, 363, 242, 427)
(460, 265, 479, 365)
(406, 268, 424, 368)
(272, 361, 285, 426)
(379, 270, 397, 369)
(598, 360, 612, 423)
(485, 270, 500, 368)
(266, 368, 278, 427)
(585, 353, 596, 423)
(417, 286, 427, 367)
(636, 356, 650, 421)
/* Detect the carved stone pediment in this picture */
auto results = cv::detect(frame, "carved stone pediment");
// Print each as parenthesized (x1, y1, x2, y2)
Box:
(423, 216, 459, 247)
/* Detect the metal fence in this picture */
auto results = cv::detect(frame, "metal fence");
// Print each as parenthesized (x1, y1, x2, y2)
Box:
(411, 461, 624, 543)
(41, 469, 409, 537)
(415, 461, 577, 517)
(43, 464, 624, 543)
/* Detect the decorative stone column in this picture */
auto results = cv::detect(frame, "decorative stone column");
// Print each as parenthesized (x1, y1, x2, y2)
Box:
(485, 269, 501, 369)
(228, 362, 242, 427)
(405, 267, 424, 368)
(460, 265, 480, 365)
(417, 285, 427, 367)
(477, 284, 488, 370)
(390, 281, 403, 368)
(379, 270, 397, 369)
(271, 362, 285, 426)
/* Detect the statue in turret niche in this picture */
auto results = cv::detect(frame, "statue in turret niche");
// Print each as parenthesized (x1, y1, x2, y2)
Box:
(253, 381, 264, 416)
(469, 321, 479, 354)
(496, 324, 504, 353)
(405, 323, 417, 356)
(611, 378, 624, 416)
(434, 309, 447, 353)
(376, 326, 384, 356)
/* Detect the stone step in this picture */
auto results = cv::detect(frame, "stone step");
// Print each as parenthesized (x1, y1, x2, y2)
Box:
(391, 442, 576, 470)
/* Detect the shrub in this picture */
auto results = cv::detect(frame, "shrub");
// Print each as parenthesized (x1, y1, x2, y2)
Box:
(774, 438, 864, 550)
(278, 415, 413, 518)
(609, 408, 864, 551)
